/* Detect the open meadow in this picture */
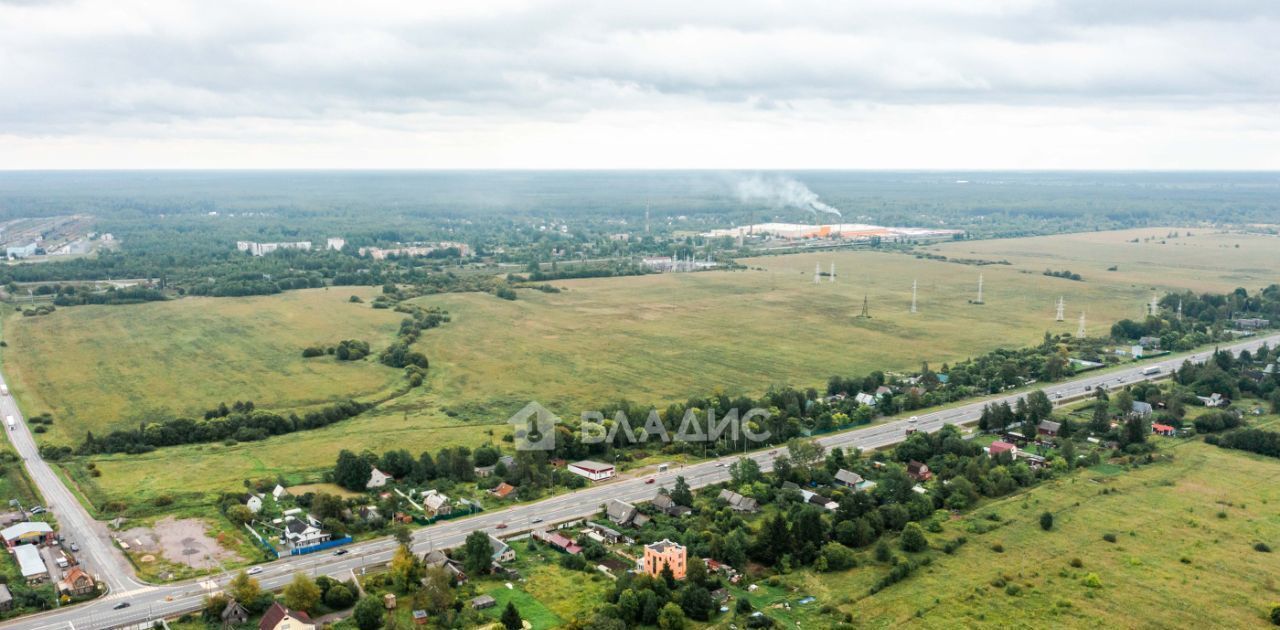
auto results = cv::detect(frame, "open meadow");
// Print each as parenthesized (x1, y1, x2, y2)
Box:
(2, 286, 403, 445)
(10, 229, 1280, 509)
(774, 440, 1280, 628)
(928, 227, 1280, 294)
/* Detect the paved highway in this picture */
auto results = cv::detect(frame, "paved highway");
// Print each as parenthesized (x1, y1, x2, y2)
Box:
(5, 333, 1278, 629)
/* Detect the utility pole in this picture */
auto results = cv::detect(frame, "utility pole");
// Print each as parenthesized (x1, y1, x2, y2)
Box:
(910, 279, 918, 314)
(975, 274, 984, 304)
(813, 263, 821, 284)
(1076, 312, 1086, 339)
(1055, 297, 1065, 322)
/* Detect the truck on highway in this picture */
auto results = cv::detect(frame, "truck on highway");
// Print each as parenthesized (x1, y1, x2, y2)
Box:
(1142, 366, 1162, 376)
(5, 415, 12, 430)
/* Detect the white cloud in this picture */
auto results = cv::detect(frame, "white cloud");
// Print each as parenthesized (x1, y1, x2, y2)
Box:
(0, 0, 1276, 168)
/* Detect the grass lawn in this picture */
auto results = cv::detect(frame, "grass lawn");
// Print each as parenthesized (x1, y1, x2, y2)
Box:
(1, 286, 403, 444)
(769, 440, 1280, 628)
(480, 586, 563, 629)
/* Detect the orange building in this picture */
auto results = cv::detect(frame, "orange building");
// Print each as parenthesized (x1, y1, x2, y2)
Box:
(643, 539, 687, 580)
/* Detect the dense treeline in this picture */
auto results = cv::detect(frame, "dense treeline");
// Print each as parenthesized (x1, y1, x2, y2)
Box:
(1207, 429, 1280, 458)
(77, 399, 370, 455)
(1112, 286, 1280, 351)
(1043, 269, 1083, 281)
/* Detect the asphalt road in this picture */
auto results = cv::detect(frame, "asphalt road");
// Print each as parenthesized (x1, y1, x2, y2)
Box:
(5, 333, 1278, 629)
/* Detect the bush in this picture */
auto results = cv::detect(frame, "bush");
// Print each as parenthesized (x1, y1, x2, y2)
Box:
(1005, 584, 1022, 596)
(990, 543, 1004, 553)
(1040, 511, 1054, 531)
(900, 523, 928, 553)
(1069, 558, 1083, 568)
(1081, 573, 1102, 588)
(1255, 542, 1272, 553)
(1103, 533, 1117, 543)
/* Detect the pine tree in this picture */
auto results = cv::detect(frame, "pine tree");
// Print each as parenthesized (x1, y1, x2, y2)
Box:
(501, 601, 523, 630)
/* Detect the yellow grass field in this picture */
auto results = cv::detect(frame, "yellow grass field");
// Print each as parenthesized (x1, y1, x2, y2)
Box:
(928, 227, 1280, 293)
(2, 286, 403, 444)
(11, 229, 1280, 505)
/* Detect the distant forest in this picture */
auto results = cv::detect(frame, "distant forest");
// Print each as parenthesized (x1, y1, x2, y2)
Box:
(0, 171, 1276, 296)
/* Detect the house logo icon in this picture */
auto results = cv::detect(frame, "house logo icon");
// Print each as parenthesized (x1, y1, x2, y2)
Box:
(509, 401, 558, 451)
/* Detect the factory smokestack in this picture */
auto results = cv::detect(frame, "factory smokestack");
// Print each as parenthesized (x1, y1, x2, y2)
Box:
(735, 176, 843, 219)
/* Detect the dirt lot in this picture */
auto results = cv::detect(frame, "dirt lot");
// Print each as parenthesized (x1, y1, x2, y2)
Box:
(118, 517, 239, 570)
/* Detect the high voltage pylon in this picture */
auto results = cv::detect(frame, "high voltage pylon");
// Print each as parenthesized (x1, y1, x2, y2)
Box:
(1055, 296, 1065, 322)
(910, 279, 918, 314)
(1076, 311, 1087, 339)
(975, 274, 985, 304)
(856, 294, 870, 319)
(1177, 299, 1183, 321)
(813, 263, 821, 284)
(1149, 292, 1159, 316)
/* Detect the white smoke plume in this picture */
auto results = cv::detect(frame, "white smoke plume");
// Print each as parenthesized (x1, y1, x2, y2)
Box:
(734, 175, 842, 218)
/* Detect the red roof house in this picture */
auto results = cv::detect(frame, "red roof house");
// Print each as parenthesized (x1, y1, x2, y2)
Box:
(988, 441, 1018, 459)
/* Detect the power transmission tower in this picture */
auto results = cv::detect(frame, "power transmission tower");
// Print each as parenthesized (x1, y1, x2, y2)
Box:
(1055, 297, 1065, 322)
(813, 263, 821, 284)
(857, 294, 870, 319)
(974, 274, 984, 304)
(1076, 311, 1086, 339)
(1177, 299, 1183, 321)
(1149, 292, 1159, 317)
(910, 279, 918, 314)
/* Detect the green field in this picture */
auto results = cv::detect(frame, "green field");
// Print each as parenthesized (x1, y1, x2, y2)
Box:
(9, 229, 1280, 508)
(2, 286, 403, 444)
(770, 441, 1280, 628)
(928, 227, 1280, 294)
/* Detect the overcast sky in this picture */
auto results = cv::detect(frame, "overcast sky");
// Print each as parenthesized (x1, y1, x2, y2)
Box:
(1, 0, 1277, 169)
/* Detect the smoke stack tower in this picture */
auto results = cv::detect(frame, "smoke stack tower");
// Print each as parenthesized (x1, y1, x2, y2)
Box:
(1076, 312, 1087, 339)
(1055, 297, 1065, 322)
(975, 274, 985, 304)
(911, 279, 918, 314)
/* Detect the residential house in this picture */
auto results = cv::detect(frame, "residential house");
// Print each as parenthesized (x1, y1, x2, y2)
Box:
(716, 489, 759, 513)
(1, 521, 53, 548)
(587, 522, 625, 544)
(799, 490, 838, 511)
(58, 567, 95, 596)
(471, 595, 496, 610)
(533, 530, 582, 555)
(488, 534, 515, 564)
(1151, 423, 1176, 437)
(568, 460, 616, 482)
(489, 482, 516, 500)
(1037, 420, 1062, 438)
(854, 392, 877, 407)
(988, 441, 1018, 459)
(475, 456, 516, 478)
(367, 467, 393, 489)
(14, 544, 48, 584)
(651, 493, 692, 517)
(358, 505, 381, 522)
(642, 539, 687, 580)
(1131, 401, 1154, 417)
(833, 469, 864, 489)
(221, 599, 250, 626)
(283, 517, 330, 548)
(0, 585, 11, 612)
(259, 602, 316, 630)
(906, 461, 933, 482)
(423, 549, 467, 582)
(423, 491, 453, 517)
(1197, 393, 1227, 408)
(606, 499, 639, 526)
(272, 484, 290, 501)
(1138, 336, 1161, 349)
